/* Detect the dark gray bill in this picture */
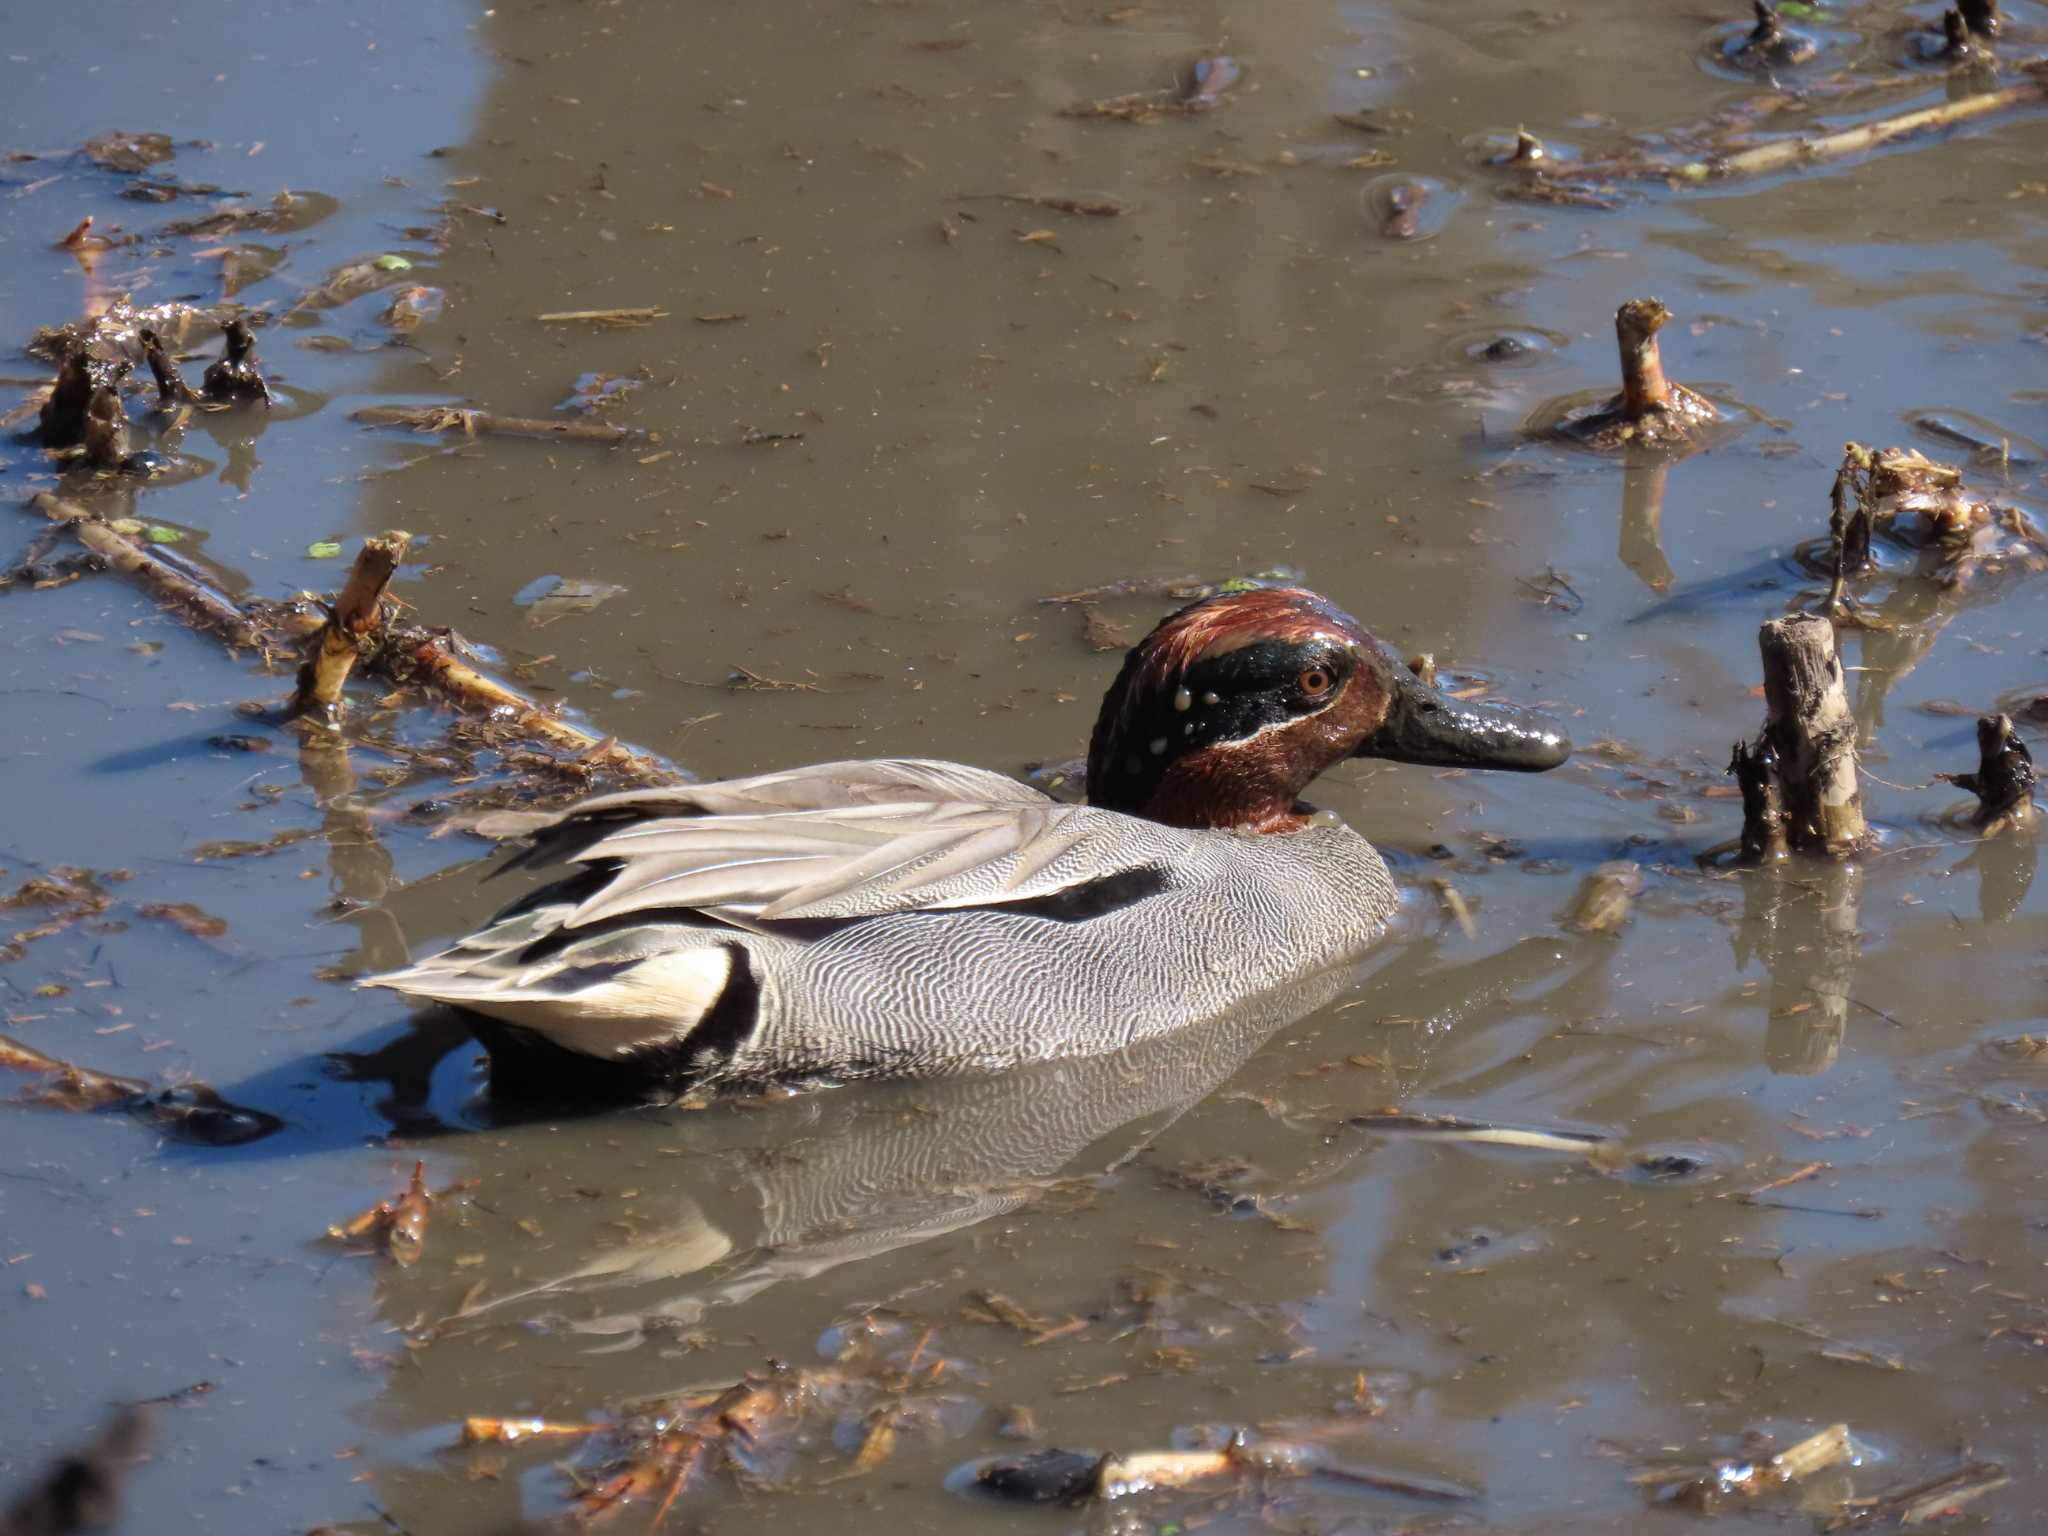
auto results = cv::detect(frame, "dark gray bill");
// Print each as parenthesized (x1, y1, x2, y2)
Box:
(1359, 662, 1571, 771)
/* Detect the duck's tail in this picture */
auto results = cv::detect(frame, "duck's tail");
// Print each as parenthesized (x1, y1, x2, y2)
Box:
(360, 901, 751, 1067)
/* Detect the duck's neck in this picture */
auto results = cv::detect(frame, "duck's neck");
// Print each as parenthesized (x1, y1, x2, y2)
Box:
(1099, 745, 1312, 834)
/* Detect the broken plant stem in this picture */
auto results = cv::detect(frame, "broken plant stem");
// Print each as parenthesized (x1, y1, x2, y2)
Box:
(139, 327, 198, 407)
(30, 493, 284, 655)
(20, 496, 675, 786)
(1616, 298, 1674, 417)
(382, 628, 669, 781)
(957, 193, 1125, 217)
(534, 307, 667, 327)
(1685, 70, 2048, 181)
(352, 403, 638, 445)
(1823, 443, 1877, 612)
(1941, 713, 2035, 829)
(293, 532, 410, 723)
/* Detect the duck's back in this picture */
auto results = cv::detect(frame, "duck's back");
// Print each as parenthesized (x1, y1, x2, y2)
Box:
(364, 759, 1396, 1085)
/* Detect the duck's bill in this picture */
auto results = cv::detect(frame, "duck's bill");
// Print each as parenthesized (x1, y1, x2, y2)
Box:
(1359, 665, 1571, 772)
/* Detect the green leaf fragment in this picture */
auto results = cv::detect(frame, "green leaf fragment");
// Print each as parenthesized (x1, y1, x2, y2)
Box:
(307, 540, 344, 559)
(373, 253, 414, 272)
(145, 525, 184, 544)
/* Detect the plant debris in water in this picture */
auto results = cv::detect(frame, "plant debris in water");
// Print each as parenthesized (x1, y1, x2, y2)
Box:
(0, 1031, 282, 1146)
(1545, 298, 1720, 449)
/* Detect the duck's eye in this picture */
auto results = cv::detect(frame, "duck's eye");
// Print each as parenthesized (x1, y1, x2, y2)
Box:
(1299, 667, 1334, 697)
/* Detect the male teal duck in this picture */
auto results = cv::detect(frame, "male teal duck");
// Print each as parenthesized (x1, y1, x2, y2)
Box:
(363, 587, 1569, 1088)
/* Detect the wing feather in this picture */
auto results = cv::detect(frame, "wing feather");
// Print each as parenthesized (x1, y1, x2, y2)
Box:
(473, 758, 1187, 931)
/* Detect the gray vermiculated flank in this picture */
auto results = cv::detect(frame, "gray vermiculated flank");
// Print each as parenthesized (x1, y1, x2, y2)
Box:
(365, 759, 1397, 1082)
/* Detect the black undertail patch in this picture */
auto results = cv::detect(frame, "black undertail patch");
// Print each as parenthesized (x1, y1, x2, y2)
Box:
(680, 943, 760, 1073)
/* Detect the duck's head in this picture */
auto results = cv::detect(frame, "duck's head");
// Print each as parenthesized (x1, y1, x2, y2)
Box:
(1086, 586, 1570, 833)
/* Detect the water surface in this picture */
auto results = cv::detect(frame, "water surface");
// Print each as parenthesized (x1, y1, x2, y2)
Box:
(3, 0, 2046, 1531)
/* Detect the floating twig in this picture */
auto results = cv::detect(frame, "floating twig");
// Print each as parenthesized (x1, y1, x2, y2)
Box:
(29, 493, 282, 653)
(958, 193, 1125, 217)
(1828, 1458, 2009, 1528)
(535, 307, 668, 327)
(21, 496, 674, 784)
(1346, 1110, 1609, 1156)
(977, 1438, 1477, 1506)
(1682, 69, 2048, 182)
(352, 403, 637, 445)
(1641, 1422, 1857, 1513)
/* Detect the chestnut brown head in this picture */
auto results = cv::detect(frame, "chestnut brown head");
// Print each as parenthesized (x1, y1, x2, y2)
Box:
(1086, 586, 1569, 832)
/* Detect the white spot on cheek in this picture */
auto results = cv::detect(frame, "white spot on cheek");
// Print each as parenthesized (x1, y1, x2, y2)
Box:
(1149, 737, 1167, 755)
(1173, 686, 1192, 712)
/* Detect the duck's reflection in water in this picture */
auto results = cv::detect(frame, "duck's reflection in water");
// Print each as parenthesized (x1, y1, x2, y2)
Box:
(391, 931, 1579, 1358)
(427, 963, 1363, 1347)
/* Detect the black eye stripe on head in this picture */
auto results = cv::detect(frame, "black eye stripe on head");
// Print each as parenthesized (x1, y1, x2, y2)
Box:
(1089, 638, 1352, 811)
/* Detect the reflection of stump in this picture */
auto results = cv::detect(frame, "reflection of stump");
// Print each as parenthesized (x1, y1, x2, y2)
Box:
(1738, 864, 1859, 1076)
(1618, 457, 1675, 592)
(1968, 827, 2037, 923)
(1756, 615, 1867, 856)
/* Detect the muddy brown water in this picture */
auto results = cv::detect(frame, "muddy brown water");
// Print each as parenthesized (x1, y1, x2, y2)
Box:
(3, 0, 2047, 1531)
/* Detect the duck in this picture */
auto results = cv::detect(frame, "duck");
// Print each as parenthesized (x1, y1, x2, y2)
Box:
(362, 586, 1570, 1090)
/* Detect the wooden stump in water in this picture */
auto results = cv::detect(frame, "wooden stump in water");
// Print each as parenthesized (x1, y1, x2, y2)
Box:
(1758, 614, 1867, 856)
(1728, 737, 1788, 863)
(1943, 713, 2036, 830)
(293, 532, 410, 723)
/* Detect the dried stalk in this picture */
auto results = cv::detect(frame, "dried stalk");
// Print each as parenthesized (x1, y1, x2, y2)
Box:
(1822, 444, 1877, 612)
(30, 493, 284, 655)
(1686, 71, 2048, 181)
(293, 532, 410, 722)
(534, 307, 667, 326)
(380, 627, 668, 781)
(22, 496, 673, 785)
(353, 403, 637, 445)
